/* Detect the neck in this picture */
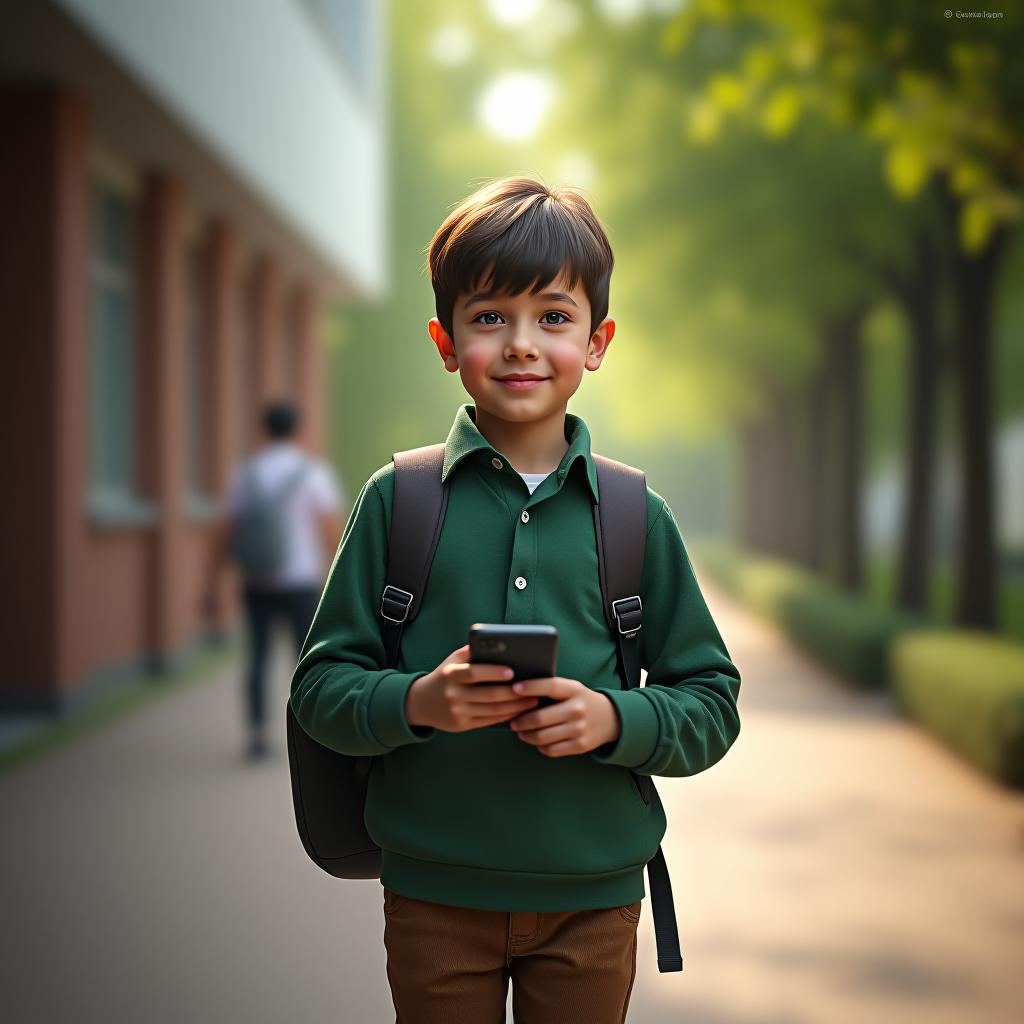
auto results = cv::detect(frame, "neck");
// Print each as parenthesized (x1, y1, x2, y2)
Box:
(472, 405, 570, 474)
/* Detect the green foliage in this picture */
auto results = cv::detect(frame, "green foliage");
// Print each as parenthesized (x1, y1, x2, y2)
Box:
(664, 0, 1024, 251)
(890, 630, 1024, 788)
(862, 299, 908, 475)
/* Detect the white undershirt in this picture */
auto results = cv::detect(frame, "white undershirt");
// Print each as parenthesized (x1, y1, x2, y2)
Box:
(518, 471, 552, 495)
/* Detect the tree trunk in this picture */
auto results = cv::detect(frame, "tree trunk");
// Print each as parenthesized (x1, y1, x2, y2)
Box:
(770, 393, 790, 561)
(746, 414, 772, 555)
(938, 181, 1010, 629)
(828, 304, 870, 592)
(895, 229, 942, 612)
(804, 367, 827, 572)
(737, 419, 760, 551)
(952, 234, 1007, 628)
(782, 392, 808, 565)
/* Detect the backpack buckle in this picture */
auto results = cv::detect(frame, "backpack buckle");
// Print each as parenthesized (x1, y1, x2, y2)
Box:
(380, 585, 414, 624)
(612, 596, 643, 638)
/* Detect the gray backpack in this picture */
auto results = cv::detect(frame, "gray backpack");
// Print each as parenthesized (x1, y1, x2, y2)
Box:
(231, 458, 312, 580)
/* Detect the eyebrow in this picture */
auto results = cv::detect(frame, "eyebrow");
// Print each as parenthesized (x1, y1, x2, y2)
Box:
(462, 290, 579, 309)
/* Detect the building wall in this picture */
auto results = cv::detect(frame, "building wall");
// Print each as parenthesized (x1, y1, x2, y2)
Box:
(0, 82, 328, 714)
(0, 86, 69, 697)
(54, 0, 387, 297)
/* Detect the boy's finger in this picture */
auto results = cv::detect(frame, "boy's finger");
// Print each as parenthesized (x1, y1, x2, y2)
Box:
(468, 687, 534, 705)
(449, 662, 515, 684)
(469, 697, 538, 718)
(510, 676, 565, 697)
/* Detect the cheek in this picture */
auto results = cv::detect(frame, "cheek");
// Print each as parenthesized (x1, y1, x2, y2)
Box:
(547, 339, 588, 379)
(457, 343, 494, 382)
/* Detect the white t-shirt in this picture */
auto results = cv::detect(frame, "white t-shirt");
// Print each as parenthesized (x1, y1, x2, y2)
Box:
(518, 471, 552, 495)
(226, 441, 345, 588)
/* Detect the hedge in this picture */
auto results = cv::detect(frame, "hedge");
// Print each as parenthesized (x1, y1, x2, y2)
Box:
(890, 631, 1024, 788)
(695, 543, 927, 688)
(694, 542, 1024, 788)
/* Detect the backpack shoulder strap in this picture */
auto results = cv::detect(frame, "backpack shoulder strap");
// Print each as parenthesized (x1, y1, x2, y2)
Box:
(275, 456, 314, 505)
(380, 443, 449, 669)
(592, 454, 647, 691)
(593, 453, 685, 974)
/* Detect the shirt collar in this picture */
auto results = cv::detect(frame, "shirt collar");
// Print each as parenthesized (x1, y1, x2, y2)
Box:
(441, 404, 600, 503)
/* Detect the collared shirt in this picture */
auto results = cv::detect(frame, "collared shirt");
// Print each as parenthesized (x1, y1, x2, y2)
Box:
(291, 404, 741, 912)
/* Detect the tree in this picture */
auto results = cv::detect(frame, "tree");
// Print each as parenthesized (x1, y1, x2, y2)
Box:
(664, 0, 1024, 626)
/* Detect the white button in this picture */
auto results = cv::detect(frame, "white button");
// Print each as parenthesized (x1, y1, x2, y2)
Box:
(520, 510, 530, 524)
(514, 576, 527, 590)
(491, 457, 503, 470)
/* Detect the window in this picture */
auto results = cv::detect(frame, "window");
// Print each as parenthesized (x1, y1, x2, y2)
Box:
(88, 173, 152, 523)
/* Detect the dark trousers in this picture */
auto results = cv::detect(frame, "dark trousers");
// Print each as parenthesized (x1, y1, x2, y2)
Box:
(241, 584, 320, 730)
(382, 888, 641, 1024)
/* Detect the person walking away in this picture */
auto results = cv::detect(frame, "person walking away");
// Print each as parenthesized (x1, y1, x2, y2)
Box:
(203, 400, 346, 760)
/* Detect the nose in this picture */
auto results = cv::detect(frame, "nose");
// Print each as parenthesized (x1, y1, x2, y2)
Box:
(504, 331, 539, 359)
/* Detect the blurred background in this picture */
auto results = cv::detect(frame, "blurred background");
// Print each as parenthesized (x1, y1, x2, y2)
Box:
(1, 1, 1022, 1022)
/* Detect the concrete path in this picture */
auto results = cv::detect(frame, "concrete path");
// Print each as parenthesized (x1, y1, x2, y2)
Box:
(2, 581, 1022, 1023)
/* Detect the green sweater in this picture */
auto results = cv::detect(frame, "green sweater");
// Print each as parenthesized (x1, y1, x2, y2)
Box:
(290, 405, 741, 912)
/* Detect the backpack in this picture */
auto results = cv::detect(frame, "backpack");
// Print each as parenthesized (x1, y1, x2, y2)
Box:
(285, 443, 684, 973)
(231, 457, 312, 580)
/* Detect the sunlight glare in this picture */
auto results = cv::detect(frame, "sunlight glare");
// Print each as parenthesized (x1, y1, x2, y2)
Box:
(429, 23, 474, 66)
(485, 0, 543, 25)
(596, 0, 647, 21)
(477, 72, 556, 141)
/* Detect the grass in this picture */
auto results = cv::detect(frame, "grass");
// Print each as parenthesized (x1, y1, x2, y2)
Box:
(0, 633, 243, 778)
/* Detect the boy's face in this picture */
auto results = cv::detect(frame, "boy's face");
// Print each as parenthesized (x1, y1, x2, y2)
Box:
(428, 271, 615, 425)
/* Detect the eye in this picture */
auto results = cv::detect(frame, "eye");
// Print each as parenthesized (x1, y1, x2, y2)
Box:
(542, 311, 571, 325)
(473, 311, 504, 326)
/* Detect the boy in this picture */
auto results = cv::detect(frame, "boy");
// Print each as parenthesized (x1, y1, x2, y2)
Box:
(290, 177, 742, 1023)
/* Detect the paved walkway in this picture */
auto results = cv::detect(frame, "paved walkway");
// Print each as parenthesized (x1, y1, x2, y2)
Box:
(2, 581, 1022, 1023)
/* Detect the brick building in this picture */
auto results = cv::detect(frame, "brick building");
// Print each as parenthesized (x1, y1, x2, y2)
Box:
(0, 0, 386, 714)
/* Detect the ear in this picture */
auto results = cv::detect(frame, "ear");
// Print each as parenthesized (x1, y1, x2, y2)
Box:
(428, 318, 459, 372)
(585, 318, 615, 371)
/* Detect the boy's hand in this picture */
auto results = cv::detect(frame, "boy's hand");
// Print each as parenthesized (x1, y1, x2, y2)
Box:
(405, 644, 540, 733)
(507, 678, 620, 758)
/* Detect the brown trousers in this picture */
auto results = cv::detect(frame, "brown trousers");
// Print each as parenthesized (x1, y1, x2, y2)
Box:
(382, 887, 640, 1024)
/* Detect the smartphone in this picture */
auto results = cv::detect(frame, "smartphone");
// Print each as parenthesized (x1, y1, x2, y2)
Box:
(468, 624, 559, 710)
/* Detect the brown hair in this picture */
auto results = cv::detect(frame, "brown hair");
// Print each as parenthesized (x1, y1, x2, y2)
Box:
(427, 177, 614, 343)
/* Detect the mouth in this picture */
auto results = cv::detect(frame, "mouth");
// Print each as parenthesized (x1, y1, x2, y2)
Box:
(494, 374, 549, 390)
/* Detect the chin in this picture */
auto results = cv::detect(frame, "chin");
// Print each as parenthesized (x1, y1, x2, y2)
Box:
(480, 398, 548, 422)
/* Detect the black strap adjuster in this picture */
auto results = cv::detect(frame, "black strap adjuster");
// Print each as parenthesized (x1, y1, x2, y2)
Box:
(380, 585, 414, 624)
(612, 595, 643, 637)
